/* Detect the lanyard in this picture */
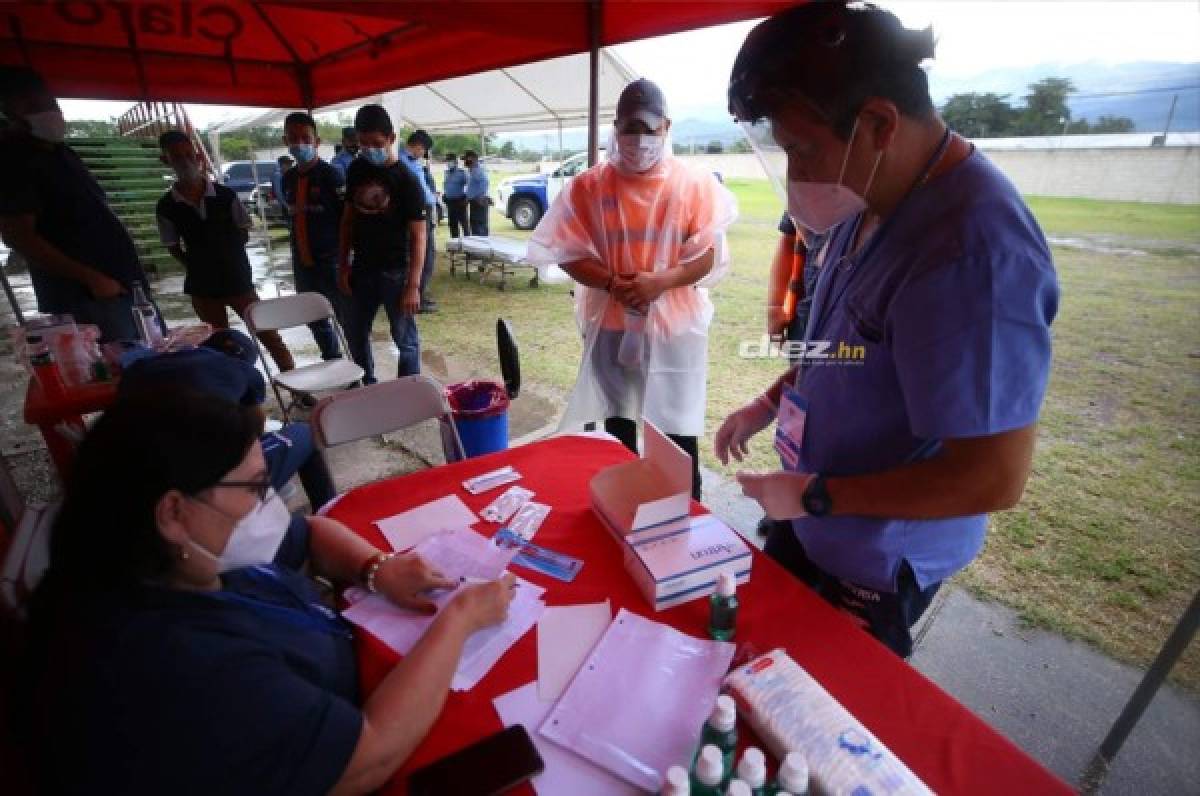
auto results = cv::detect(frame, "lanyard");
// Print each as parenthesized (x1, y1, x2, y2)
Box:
(216, 564, 352, 639)
(800, 128, 953, 379)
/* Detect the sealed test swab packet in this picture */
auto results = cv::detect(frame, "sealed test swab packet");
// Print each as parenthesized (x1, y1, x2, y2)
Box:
(481, 485, 535, 524)
(724, 649, 933, 795)
(495, 528, 583, 582)
(509, 501, 551, 541)
(463, 465, 522, 495)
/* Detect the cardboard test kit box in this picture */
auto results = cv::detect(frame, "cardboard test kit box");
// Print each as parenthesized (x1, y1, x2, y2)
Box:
(590, 420, 751, 610)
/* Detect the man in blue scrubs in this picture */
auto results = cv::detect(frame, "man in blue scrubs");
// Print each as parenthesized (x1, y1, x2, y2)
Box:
(718, 2, 1059, 657)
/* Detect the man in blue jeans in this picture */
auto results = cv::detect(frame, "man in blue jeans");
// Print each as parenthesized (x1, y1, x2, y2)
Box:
(281, 111, 344, 360)
(337, 104, 428, 383)
(118, 329, 337, 511)
(0, 66, 155, 342)
(400, 129, 439, 314)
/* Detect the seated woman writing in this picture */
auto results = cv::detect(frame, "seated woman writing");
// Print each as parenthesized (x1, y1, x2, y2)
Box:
(23, 388, 514, 795)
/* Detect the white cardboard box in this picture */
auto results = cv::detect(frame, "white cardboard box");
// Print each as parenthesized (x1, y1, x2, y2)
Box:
(590, 421, 752, 610)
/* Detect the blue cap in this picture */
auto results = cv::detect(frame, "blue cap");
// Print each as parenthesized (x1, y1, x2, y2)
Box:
(202, 329, 258, 365)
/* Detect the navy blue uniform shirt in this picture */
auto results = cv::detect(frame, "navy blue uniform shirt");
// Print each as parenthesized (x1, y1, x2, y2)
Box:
(41, 518, 361, 795)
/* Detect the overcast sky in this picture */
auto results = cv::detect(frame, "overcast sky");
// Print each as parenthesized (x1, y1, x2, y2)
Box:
(60, 1, 1200, 128)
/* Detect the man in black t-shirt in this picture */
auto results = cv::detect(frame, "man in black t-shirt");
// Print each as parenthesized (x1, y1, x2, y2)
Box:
(337, 104, 428, 383)
(0, 67, 153, 341)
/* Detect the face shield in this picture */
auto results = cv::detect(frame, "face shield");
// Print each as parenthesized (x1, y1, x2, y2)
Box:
(740, 118, 788, 202)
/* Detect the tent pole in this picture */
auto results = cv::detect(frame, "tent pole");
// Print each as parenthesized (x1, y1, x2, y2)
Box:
(587, 0, 602, 166)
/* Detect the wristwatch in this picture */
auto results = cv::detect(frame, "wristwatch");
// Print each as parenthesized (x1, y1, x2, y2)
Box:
(802, 475, 832, 517)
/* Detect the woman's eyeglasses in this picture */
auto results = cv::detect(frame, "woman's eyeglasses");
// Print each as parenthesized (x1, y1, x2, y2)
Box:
(211, 479, 273, 502)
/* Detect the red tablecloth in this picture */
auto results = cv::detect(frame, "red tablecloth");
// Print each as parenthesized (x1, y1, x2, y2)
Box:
(327, 434, 1072, 795)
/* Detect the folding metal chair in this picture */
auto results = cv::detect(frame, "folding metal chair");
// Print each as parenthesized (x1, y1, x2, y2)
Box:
(244, 293, 364, 422)
(311, 375, 466, 488)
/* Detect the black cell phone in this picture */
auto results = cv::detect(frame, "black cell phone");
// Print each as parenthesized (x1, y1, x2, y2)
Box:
(408, 724, 545, 796)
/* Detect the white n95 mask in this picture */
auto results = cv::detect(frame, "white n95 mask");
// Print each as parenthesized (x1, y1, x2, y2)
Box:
(26, 109, 66, 144)
(192, 490, 292, 572)
(787, 116, 881, 234)
(617, 134, 665, 173)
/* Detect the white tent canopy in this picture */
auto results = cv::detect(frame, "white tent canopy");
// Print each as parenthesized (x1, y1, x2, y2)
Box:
(209, 48, 637, 140)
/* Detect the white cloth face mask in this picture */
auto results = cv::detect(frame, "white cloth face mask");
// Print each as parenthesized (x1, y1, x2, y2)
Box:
(617, 133, 665, 173)
(786, 116, 881, 234)
(190, 490, 291, 573)
(26, 109, 66, 143)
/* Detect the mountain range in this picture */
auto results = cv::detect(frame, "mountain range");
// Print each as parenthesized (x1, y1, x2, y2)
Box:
(502, 61, 1199, 151)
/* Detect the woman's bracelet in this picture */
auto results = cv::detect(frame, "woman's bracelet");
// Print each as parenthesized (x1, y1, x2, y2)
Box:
(360, 551, 395, 593)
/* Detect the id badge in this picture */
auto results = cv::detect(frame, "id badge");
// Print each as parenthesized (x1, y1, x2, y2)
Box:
(774, 386, 808, 472)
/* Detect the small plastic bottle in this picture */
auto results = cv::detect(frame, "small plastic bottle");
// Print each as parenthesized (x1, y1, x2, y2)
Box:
(698, 694, 738, 781)
(727, 780, 753, 796)
(659, 764, 690, 796)
(736, 747, 769, 796)
(709, 571, 739, 641)
(774, 751, 809, 796)
(131, 282, 164, 348)
(690, 744, 724, 796)
(27, 335, 65, 400)
(617, 308, 646, 368)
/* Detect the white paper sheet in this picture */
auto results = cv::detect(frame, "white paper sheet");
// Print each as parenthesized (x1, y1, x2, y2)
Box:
(539, 608, 735, 791)
(373, 495, 480, 551)
(537, 601, 611, 702)
(415, 527, 517, 582)
(342, 528, 543, 691)
(493, 682, 641, 796)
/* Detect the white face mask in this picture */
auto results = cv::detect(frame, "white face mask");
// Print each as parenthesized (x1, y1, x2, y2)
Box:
(786, 116, 882, 234)
(616, 133, 665, 173)
(190, 490, 291, 573)
(26, 109, 66, 143)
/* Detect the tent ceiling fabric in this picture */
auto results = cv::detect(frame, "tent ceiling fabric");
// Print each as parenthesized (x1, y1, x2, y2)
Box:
(0, 1, 796, 108)
(211, 48, 635, 135)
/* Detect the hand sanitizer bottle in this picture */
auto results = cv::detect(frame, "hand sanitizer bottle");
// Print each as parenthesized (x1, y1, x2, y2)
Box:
(691, 745, 724, 796)
(659, 764, 690, 796)
(736, 747, 769, 795)
(709, 571, 739, 640)
(774, 751, 809, 796)
(698, 694, 737, 781)
(728, 780, 753, 796)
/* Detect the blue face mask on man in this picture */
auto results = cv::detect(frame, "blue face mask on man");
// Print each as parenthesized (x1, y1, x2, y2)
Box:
(363, 146, 390, 166)
(288, 144, 316, 164)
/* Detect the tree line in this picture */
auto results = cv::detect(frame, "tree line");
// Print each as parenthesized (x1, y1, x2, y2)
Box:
(941, 77, 1134, 138)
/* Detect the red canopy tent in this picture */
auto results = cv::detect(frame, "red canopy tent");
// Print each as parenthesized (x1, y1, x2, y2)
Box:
(1, 1, 794, 149)
(0, 1, 793, 107)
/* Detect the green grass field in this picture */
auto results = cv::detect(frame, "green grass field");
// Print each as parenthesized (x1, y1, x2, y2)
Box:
(414, 179, 1200, 688)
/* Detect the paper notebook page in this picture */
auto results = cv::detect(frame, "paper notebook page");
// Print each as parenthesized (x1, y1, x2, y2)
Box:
(538, 608, 735, 791)
(412, 527, 517, 581)
(493, 682, 641, 796)
(374, 495, 480, 551)
(344, 578, 542, 671)
(452, 587, 545, 691)
(537, 601, 611, 702)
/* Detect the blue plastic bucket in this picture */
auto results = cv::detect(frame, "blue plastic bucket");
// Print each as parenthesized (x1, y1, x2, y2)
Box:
(446, 380, 510, 458)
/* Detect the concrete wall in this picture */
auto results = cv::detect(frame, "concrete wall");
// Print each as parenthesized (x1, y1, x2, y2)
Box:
(681, 148, 1200, 205)
(967, 147, 1199, 205)
(677, 153, 766, 180)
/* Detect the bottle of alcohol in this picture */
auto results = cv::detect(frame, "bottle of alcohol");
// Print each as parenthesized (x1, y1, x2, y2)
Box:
(709, 571, 739, 640)
(130, 282, 164, 348)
